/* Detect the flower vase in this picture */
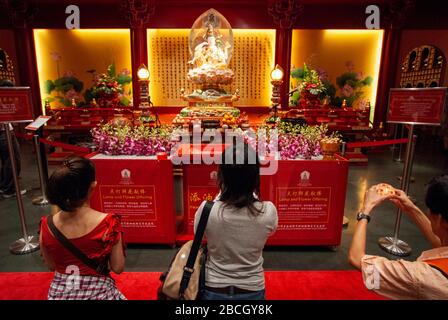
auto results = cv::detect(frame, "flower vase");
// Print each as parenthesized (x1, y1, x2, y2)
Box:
(319, 141, 341, 160)
(108, 113, 132, 128)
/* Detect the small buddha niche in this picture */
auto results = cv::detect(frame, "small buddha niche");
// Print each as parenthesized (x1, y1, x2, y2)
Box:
(399, 45, 445, 88)
(0, 49, 16, 84)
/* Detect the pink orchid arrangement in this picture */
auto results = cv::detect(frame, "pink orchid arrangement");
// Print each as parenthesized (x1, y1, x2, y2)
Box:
(91, 124, 175, 156)
(240, 124, 336, 160)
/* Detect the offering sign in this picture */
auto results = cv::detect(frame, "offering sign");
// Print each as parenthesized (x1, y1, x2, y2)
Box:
(261, 157, 348, 246)
(99, 185, 157, 220)
(89, 155, 176, 244)
(276, 187, 331, 225)
(387, 87, 447, 125)
(0, 87, 33, 123)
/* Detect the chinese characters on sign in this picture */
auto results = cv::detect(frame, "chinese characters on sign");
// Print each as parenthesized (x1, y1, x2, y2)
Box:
(90, 156, 176, 244)
(100, 185, 157, 220)
(387, 88, 447, 125)
(0, 87, 33, 123)
(276, 187, 331, 230)
(186, 186, 217, 233)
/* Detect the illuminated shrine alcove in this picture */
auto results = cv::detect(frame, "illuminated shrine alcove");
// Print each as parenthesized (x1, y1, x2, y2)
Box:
(34, 29, 133, 112)
(0, 49, 15, 84)
(290, 29, 384, 122)
(147, 28, 275, 107)
(399, 45, 446, 88)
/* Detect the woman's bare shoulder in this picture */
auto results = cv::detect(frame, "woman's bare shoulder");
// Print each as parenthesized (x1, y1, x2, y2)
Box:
(89, 209, 109, 222)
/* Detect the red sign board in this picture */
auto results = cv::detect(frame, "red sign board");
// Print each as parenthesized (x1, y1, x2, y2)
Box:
(0, 87, 34, 123)
(89, 154, 176, 244)
(387, 87, 447, 125)
(179, 156, 348, 247)
(261, 157, 348, 246)
(181, 164, 219, 236)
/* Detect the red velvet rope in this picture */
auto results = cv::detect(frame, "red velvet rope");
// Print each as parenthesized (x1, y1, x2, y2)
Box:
(346, 138, 409, 149)
(15, 132, 33, 140)
(15, 132, 91, 153)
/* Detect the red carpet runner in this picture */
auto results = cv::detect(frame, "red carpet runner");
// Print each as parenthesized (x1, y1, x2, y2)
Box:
(0, 271, 386, 300)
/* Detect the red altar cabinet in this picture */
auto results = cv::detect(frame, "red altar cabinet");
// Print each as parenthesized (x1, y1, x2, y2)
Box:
(178, 153, 349, 248)
(179, 163, 219, 241)
(175, 143, 223, 243)
(261, 156, 348, 247)
(89, 154, 176, 245)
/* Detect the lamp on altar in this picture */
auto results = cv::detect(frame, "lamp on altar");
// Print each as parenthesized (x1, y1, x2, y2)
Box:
(270, 64, 284, 121)
(137, 64, 150, 107)
(137, 64, 150, 81)
(137, 63, 159, 126)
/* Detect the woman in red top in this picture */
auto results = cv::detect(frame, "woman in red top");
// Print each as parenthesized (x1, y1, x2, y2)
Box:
(40, 156, 126, 300)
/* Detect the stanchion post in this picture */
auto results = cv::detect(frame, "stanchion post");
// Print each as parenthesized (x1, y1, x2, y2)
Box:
(37, 127, 49, 186)
(339, 142, 349, 227)
(390, 124, 398, 150)
(379, 125, 416, 256)
(394, 124, 405, 162)
(3, 123, 39, 254)
(32, 134, 49, 206)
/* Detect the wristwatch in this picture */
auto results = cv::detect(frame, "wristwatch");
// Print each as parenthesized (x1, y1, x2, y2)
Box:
(356, 212, 371, 223)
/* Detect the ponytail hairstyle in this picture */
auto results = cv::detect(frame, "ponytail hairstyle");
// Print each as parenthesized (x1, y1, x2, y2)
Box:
(217, 142, 263, 216)
(47, 156, 96, 212)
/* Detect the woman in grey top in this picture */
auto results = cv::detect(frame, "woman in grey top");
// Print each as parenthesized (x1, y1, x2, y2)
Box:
(194, 143, 278, 300)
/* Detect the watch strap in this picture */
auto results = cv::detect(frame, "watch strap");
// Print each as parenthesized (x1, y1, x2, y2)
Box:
(357, 212, 371, 223)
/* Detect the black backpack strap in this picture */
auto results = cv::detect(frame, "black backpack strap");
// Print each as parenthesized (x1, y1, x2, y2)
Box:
(47, 215, 110, 276)
(179, 201, 214, 298)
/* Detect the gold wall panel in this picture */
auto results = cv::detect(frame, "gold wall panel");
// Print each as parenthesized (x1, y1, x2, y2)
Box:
(291, 30, 383, 122)
(34, 29, 132, 112)
(147, 29, 275, 107)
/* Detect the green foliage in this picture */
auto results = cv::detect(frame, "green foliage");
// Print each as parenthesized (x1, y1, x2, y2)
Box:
(44, 76, 83, 94)
(43, 80, 55, 94)
(335, 71, 373, 107)
(336, 72, 373, 90)
(97, 123, 173, 143)
(116, 74, 132, 85)
(361, 76, 373, 86)
(321, 80, 336, 100)
(84, 64, 132, 105)
(336, 72, 358, 89)
(119, 96, 130, 106)
(83, 88, 95, 103)
(107, 63, 116, 77)
(290, 90, 300, 106)
(277, 122, 329, 138)
(291, 67, 304, 80)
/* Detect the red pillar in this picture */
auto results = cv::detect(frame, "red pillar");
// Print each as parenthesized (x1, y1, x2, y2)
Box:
(275, 28, 293, 110)
(14, 27, 42, 117)
(130, 27, 148, 109)
(373, 27, 402, 128)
